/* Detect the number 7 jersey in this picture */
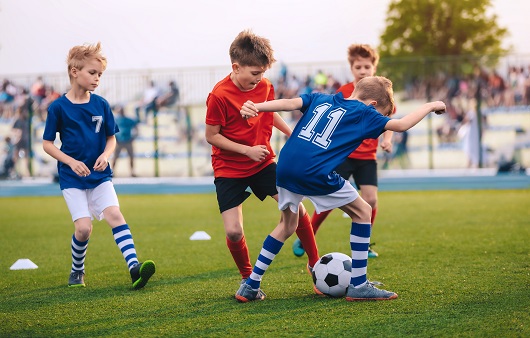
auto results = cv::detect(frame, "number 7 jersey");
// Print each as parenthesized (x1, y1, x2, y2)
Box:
(276, 92, 390, 196)
(43, 93, 118, 190)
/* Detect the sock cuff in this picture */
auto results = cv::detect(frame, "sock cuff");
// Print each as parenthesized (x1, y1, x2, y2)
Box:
(112, 224, 129, 234)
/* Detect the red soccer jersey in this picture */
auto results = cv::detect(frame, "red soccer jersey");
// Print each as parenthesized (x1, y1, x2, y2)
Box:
(337, 82, 378, 160)
(206, 75, 276, 178)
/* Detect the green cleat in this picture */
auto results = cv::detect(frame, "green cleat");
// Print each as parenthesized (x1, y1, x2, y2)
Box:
(130, 260, 156, 290)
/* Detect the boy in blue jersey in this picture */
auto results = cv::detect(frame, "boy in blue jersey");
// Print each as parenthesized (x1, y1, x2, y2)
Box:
(236, 76, 446, 302)
(43, 42, 155, 289)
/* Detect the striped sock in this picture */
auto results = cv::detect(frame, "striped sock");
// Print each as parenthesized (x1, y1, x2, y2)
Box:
(112, 224, 139, 271)
(350, 222, 371, 288)
(247, 235, 284, 289)
(71, 234, 88, 272)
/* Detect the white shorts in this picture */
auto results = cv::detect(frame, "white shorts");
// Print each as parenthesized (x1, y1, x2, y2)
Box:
(277, 181, 359, 214)
(62, 181, 119, 222)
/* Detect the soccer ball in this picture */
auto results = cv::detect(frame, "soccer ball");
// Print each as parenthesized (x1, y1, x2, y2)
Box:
(311, 252, 352, 297)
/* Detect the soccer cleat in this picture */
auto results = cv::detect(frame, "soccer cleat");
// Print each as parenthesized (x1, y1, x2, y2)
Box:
(68, 271, 86, 287)
(235, 282, 266, 303)
(234, 278, 248, 298)
(292, 238, 305, 257)
(345, 281, 397, 301)
(368, 243, 379, 258)
(307, 264, 324, 295)
(130, 260, 156, 290)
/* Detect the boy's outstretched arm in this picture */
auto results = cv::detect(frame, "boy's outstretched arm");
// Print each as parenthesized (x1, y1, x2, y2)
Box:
(385, 101, 446, 132)
(241, 98, 303, 119)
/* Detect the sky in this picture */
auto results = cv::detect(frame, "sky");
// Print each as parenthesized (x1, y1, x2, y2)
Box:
(0, 0, 528, 76)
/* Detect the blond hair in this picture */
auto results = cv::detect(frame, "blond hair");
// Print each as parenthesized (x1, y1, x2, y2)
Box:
(229, 30, 276, 68)
(347, 44, 379, 68)
(66, 42, 107, 81)
(354, 76, 395, 116)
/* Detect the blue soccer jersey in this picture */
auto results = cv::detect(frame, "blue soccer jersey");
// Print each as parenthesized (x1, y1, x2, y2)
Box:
(43, 93, 119, 190)
(276, 92, 390, 195)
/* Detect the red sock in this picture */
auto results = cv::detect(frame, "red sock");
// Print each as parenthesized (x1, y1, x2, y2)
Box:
(226, 236, 252, 279)
(371, 208, 377, 227)
(310, 209, 333, 235)
(296, 212, 320, 267)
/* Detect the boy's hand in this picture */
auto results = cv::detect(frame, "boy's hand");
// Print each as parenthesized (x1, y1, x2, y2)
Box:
(241, 100, 259, 119)
(245, 145, 270, 162)
(380, 140, 393, 153)
(94, 154, 109, 172)
(69, 160, 91, 177)
(432, 101, 446, 114)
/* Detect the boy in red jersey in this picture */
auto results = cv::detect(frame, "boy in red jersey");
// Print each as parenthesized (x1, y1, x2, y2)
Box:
(292, 44, 392, 258)
(205, 30, 320, 298)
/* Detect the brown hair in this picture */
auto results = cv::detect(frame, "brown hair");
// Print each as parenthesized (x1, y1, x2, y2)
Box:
(354, 76, 395, 116)
(229, 30, 276, 68)
(347, 44, 379, 68)
(66, 42, 107, 81)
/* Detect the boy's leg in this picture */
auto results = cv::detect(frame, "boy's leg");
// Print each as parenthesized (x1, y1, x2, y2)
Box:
(226, 235, 253, 280)
(236, 208, 298, 302)
(111, 223, 156, 290)
(97, 183, 155, 290)
(222, 205, 253, 281)
(69, 233, 88, 287)
(345, 220, 396, 301)
(62, 189, 93, 287)
(214, 177, 253, 283)
(295, 210, 319, 268)
(292, 209, 332, 257)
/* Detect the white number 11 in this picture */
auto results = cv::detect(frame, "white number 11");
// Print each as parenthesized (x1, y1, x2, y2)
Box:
(298, 103, 345, 149)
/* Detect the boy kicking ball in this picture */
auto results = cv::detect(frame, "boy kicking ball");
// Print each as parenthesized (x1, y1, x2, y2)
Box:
(236, 76, 445, 301)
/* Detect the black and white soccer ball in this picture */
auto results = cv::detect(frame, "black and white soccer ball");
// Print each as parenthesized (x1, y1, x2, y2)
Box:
(311, 252, 352, 297)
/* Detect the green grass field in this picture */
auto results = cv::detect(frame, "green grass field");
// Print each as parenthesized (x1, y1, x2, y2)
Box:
(0, 189, 528, 337)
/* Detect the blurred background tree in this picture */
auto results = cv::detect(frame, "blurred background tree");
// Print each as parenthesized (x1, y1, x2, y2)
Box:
(377, 0, 509, 91)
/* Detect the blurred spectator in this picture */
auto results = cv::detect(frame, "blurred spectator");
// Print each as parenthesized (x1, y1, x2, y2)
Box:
(11, 108, 31, 176)
(38, 85, 61, 121)
(325, 74, 341, 94)
(112, 105, 138, 177)
(156, 80, 180, 110)
(1, 136, 16, 179)
(458, 101, 488, 168)
(156, 80, 181, 121)
(313, 69, 327, 92)
(30, 76, 47, 106)
(0, 79, 17, 119)
(487, 70, 506, 107)
(382, 131, 410, 169)
(135, 80, 160, 122)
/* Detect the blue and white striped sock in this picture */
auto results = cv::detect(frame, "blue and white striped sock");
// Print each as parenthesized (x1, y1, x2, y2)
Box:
(71, 234, 88, 273)
(350, 222, 371, 288)
(247, 235, 284, 289)
(112, 224, 139, 271)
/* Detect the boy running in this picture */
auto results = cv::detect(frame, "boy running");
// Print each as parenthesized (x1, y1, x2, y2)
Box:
(43, 42, 155, 289)
(205, 30, 320, 296)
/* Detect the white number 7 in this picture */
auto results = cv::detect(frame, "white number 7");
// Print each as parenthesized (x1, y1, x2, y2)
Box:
(92, 116, 103, 133)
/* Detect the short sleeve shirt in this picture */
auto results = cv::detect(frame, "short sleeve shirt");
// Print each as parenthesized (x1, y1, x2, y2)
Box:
(43, 93, 118, 190)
